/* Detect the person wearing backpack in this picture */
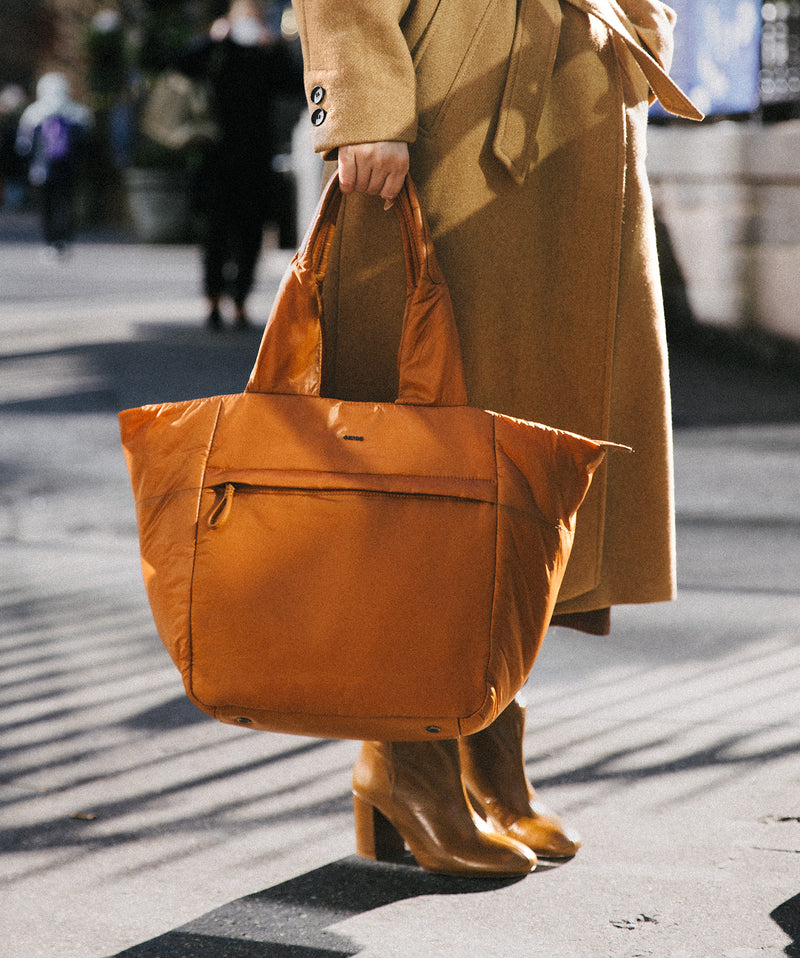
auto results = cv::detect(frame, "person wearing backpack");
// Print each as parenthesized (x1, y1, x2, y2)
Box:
(16, 72, 92, 254)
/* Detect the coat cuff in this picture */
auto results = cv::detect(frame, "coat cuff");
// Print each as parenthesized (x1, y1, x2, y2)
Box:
(303, 68, 417, 159)
(293, 0, 418, 157)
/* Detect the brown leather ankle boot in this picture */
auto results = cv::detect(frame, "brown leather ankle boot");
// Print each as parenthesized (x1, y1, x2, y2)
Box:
(352, 739, 537, 877)
(459, 699, 582, 859)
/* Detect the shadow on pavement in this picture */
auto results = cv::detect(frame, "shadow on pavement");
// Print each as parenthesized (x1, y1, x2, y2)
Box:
(530, 729, 800, 792)
(108, 856, 527, 958)
(668, 340, 800, 427)
(772, 892, 800, 957)
(658, 209, 800, 427)
(1, 318, 800, 427)
(0, 323, 266, 416)
(122, 692, 215, 730)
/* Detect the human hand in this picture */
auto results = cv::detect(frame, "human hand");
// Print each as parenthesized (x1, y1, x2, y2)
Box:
(338, 141, 409, 209)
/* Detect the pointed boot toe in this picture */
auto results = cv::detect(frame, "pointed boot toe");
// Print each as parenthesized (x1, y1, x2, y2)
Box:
(352, 740, 536, 878)
(482, 795, 582, 859)
(459, 699, 582, 859)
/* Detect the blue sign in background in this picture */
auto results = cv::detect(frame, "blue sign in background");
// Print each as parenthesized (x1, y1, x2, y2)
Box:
(652, 0, 761, 117)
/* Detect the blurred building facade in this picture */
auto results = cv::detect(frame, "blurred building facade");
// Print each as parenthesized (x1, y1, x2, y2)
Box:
(653, 0, 800, 119)
(0, 2, 220, 99)
(0, 1, 300, 229)
(3, 0, 800, 343)
(5, 1, 798, 117)
(648, 1, 800, 346)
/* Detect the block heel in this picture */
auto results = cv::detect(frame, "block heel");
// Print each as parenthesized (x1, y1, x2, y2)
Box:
(353, 794, 406, 862)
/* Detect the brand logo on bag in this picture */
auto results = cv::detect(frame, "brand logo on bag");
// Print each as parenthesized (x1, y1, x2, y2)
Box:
(343, 435, 364, 441)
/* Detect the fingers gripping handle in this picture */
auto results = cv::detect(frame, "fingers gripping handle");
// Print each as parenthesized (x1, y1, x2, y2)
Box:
(245, 175, 468, 406)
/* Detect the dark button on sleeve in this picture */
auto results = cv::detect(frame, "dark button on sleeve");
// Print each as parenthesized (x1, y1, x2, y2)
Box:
(310, 85, 325, 105)
(311, 108, 327, 126)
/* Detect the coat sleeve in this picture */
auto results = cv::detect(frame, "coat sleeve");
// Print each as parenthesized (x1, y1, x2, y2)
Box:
(292, 0, 417, 157)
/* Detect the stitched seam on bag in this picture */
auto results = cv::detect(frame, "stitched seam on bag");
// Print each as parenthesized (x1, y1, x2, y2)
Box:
(138, 486, 567, 528)
(226, 487, 492, 505)
(499, 500, 567, 532)
(213, 475, 496, 485)
(213, 704, 464, 722)
(487, 415, 500, 712)
(137, 487, 495, 507)
(458, 682, 501, 736)
(208, 468, 496, 484)
(136, 484, 497, 508)
(187, 397, 225, 711)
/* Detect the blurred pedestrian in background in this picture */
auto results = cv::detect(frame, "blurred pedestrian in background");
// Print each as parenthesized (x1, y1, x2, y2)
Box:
(15, 73, 92, 255)
(179, 0, 304, 330)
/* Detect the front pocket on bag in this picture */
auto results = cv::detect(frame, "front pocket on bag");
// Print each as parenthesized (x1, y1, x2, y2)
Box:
(188, 483, 499, 718)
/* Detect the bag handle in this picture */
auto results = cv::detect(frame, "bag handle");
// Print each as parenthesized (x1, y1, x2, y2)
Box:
(245, 174, 468, 406)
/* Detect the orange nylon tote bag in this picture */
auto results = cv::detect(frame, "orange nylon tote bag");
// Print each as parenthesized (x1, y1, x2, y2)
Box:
(119, 175, 620, 741)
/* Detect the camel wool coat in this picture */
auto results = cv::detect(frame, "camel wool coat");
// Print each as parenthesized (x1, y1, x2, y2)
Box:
(291, 0, 701, 626)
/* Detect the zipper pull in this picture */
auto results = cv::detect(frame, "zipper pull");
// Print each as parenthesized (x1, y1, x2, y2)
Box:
(208, 483, 235, 529)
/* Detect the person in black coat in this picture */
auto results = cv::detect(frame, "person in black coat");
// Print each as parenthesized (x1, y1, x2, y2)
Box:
(181, 0, 303, 329)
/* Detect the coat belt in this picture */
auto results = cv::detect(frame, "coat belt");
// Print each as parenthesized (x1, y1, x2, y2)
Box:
(493, 0, 702, 184)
